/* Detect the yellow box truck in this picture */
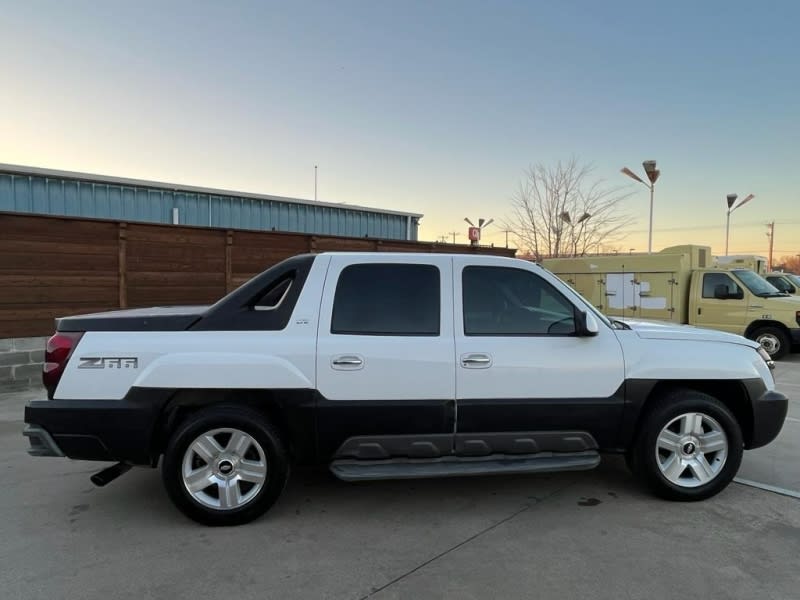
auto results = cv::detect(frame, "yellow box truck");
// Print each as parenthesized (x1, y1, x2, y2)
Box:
(715, 254, 768, 275)
(542, 245, 800, 359)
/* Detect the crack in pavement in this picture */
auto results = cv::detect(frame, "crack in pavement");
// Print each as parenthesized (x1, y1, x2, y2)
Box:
(357, 478, 579, 600)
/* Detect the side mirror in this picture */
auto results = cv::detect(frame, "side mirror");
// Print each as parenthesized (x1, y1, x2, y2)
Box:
(576, 311, 599, 337)
(788, 285, 797, 294)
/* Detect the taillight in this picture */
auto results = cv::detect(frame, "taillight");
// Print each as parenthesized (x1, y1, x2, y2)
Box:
(43, 332, 83, 399)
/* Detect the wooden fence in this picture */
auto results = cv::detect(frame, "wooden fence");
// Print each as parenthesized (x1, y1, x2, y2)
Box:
(0, 212, 515, 338)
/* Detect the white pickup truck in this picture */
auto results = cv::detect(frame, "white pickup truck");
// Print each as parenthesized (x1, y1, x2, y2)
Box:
(24, 253, 788, 525)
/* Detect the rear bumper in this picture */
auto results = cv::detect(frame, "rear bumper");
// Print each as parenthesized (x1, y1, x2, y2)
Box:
(23, 425, 65, 457)
(748, 389, 789, 449)
(23, 390, 173, 464)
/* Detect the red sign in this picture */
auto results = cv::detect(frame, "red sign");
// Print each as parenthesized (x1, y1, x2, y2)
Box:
(468, 227, 480, 242)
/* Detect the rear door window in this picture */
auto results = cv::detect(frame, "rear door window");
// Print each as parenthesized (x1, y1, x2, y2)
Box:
(332, 264, 440, 335)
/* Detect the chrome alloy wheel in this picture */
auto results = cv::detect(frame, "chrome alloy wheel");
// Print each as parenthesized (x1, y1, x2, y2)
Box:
(181, 428, 268, 510)
(655, 412, 728, 488)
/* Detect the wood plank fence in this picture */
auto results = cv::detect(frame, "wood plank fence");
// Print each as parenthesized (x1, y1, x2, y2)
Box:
(0, 212, 515, 338)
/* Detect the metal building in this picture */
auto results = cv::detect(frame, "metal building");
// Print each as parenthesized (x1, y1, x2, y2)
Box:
(0, 164, 421, 240)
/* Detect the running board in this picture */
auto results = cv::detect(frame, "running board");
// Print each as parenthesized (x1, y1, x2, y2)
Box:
(330, 451, 600, 482)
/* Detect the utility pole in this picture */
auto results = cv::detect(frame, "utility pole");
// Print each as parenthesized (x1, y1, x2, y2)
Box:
(448, 231, 459, 244)
(314, 165, 318, 201)
(767, 221, 775, 271)
(437, 235, 448, 243)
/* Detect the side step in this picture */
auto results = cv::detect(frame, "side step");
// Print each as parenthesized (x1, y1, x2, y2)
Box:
(330, 451, 600, 482)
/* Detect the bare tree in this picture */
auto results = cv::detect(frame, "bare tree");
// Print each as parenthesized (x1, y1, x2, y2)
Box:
(506, 158, 635, 260)
(776, 255, 800, 273)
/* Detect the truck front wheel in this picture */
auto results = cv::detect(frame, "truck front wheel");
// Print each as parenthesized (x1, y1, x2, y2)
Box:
(162, 405, 289, 526)
(630, 389, 743, 501)
(750, 326, 789, 360)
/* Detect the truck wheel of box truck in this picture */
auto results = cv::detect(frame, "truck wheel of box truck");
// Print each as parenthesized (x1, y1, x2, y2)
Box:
(750, 326, 789, 360)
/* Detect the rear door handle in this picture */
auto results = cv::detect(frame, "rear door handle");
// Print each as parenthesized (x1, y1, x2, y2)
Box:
(461, 353, 492, 368)
(331, 355, 364, 369)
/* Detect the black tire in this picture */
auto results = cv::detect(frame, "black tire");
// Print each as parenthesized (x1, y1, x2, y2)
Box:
(749, 326, 790, 360)
(162, 405, 289, 526)
(630, 389, 743, 501)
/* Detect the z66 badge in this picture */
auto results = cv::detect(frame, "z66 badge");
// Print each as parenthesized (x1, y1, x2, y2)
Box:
(78, 357, 138, 369)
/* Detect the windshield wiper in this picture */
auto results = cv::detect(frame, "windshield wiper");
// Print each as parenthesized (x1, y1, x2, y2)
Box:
(611, 319, 631, 330)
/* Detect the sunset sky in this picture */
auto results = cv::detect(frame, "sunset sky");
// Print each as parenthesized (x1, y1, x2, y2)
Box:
(2, 0, 798, 258)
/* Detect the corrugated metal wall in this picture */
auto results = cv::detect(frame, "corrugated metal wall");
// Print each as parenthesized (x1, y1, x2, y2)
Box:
(0, 171, 418, 240)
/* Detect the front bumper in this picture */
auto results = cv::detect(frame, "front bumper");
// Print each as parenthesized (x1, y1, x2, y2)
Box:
(23, 390, 173, 464)
(747, 388, 789, 449)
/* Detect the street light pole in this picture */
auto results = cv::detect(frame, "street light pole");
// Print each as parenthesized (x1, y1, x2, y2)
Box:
(725, 193, 755, 256)
(648, 184, 654, 254)
(621, 160, 660, 254)
(725, 194, 736, 256)
(560, 211, 591, 257)
(464, 217, 493, 247)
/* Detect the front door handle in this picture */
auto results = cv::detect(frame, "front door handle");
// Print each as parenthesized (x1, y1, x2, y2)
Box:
(332, 355, 364, 369)
(461, 353, 492, 368)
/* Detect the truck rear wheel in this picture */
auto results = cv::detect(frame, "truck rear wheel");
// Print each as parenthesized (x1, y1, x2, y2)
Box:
(630, 389, 743, 501)
(750, 326, 789, 360)
(162, 405, 289, 526)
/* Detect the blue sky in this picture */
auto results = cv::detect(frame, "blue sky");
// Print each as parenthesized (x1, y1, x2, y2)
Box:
(2, 0, 798, 256)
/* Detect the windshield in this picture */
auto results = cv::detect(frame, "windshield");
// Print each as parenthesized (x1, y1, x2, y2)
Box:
(787, 274, 800, 287)
(769, 276, 794, 293)
(733, 270, 783, 296)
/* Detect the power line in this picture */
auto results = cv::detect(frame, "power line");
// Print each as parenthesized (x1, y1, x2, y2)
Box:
(626, 220, 800, 235)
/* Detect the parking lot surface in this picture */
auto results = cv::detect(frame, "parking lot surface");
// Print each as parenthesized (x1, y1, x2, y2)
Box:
(1, 356, 798, 600)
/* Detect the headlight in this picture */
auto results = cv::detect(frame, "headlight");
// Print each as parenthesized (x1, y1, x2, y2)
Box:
(757, 346, 775, 370)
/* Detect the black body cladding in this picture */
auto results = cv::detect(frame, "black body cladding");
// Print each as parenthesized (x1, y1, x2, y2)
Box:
(191, 255, 315, 331)
(24, 379, 788, 465)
